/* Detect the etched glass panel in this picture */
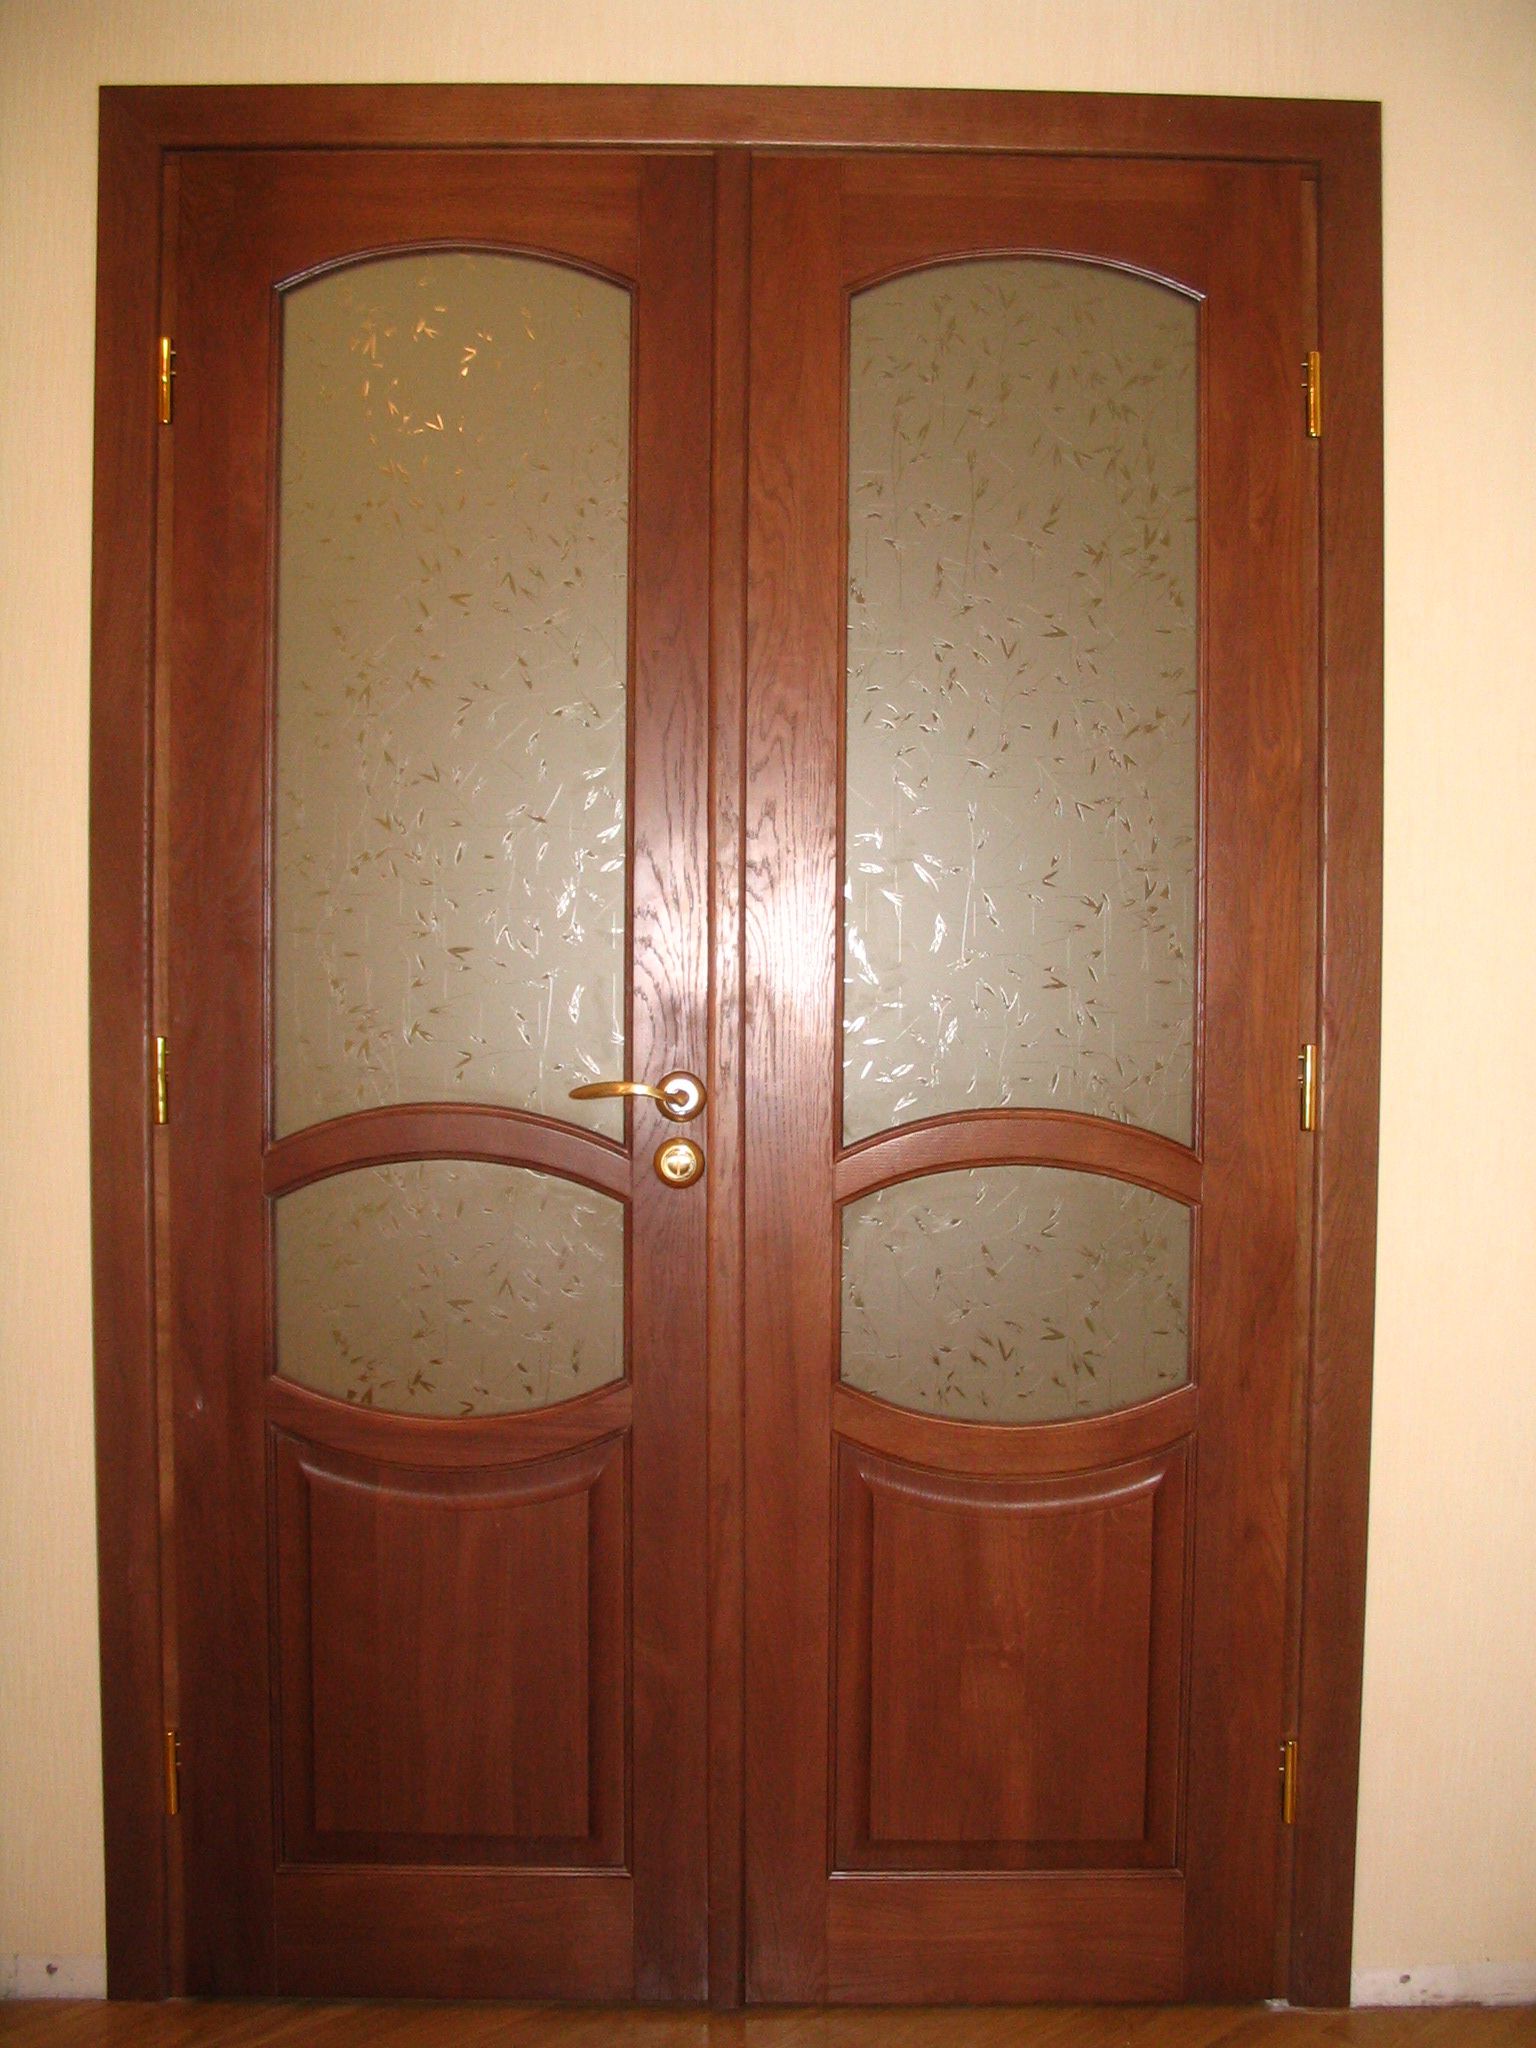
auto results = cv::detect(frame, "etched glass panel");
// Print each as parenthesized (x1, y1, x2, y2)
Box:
(845, 260, 1197, 1144)
(273, 252, 630, 1139)
(275, 1161, 624, 1415)
(841, 1166, 1190, 1422)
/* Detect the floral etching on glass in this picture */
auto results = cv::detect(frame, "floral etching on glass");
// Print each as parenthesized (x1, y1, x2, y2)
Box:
(273, 253, 631, 1138)
(841, 1166, 1190, 1422)
(845, 260, 1198, 1144)
(276, 1162, 624, 1415)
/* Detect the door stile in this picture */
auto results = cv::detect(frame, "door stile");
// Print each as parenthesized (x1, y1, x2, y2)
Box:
(705, 146, 754, 2007)
(628, 153, 715, 2001)
(151, 145, 187, 2000)
(742, 153, 845, 2002)
(1179, 162, 1309, 1997)
(168, 151, 283, 1990)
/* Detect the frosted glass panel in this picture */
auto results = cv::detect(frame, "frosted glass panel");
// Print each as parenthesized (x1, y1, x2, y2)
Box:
(275, 1161, 624, 1415)
(273, 252, 630, 1139)
(845, 260, 1197, 1144)
(841, 1166, 1190, 1422)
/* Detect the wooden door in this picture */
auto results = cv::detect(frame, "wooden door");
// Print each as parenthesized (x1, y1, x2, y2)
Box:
(743, 153, 1311, 2001)
(156, 130, 1321, 2008)
(164, 149, 714, 1999)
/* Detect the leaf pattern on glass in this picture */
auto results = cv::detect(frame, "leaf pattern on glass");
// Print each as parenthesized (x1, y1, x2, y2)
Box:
(273, 253, 630, 1139)
(841, 1165, 1190, 1422)
(844, 260, 1197, 1144)
(275, 1161, 624, 1415)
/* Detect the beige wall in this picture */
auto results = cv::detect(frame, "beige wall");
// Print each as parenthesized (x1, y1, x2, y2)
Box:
(1, 0, 1533, 1999)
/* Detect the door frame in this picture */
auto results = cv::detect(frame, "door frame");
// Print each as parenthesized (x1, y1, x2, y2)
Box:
(89, 83, 1381, 2008)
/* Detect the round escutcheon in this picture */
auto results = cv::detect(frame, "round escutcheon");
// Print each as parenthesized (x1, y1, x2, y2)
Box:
(654, 1137, 705, 1188)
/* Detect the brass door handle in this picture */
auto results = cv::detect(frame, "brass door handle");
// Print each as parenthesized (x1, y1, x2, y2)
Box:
(569, 1069, 706, 1122)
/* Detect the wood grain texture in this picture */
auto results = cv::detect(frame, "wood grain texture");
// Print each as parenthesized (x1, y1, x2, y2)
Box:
(1289, 106, 1385, 2011)
(5, 2004, 1536, 2048)
(272, 1873, 633, 2001)
(835, 1113, 1201, 1206)
(834, 1444, 1187, 1868)
(90, 87, 1381, 2008)
(1178, 162, 1307, 2001)
(265, 1108, 628, 1201)
(98, 83, 1380, 158)
(742, 154, 844, 2003)
(264, 1377, 634, 1469)
(744, 147, 1311, 2005)
(88, 87, 170, 2002)
(273, 1433, 624, 1863)
(705, 146, 753, 2011)
(832, 1383, 1198, 1481)
(157, 144, 715, 2000)
(169, 147, 281, 1991)
(625, 154, 716, 2003)
(826, 1875, 1184, 2005)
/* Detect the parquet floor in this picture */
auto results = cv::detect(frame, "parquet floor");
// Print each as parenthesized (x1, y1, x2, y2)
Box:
(2, 2005, 1534, 2047)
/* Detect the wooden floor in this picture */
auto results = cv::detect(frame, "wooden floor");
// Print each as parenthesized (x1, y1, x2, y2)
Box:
(2, 2005, 1533, 2047)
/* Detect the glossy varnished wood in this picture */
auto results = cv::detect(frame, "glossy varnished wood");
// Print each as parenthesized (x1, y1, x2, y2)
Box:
(742, 153, 844, 2002)
(264, 1378, 634, 1467)
(743, 148, 1310, 2004)
(90, 89, 170, 1999)
(264, 1107, 628, 1200)
(272, 1433, 625, 1864)
(835, 1112, 1201, 1206)
(160, 146, 716, 1998)
(1291, 106, 1384, 2011)
(6, 2006, 1535, 2048)
(91, 85, 1383, 2008)
(833, 1443, 1188, 1868)
(705, 148, 753, 2009)
(831, 1383, 1198, 1480)
(9, 2007, 1536, 2039)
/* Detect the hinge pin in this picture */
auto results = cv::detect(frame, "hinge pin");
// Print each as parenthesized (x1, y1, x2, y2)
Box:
(1305, 350, 1322, 439)
(164, 1727, 181, 1818)
(1299, 1043, 1318, 1132)
(154, 1034, 169, 1126)
(1280, 1736, 1299, 1825)
(158, 336, 175, 426)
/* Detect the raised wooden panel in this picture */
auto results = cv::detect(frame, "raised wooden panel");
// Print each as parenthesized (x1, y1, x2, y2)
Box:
(835, 1441, 1188, 1870)
(273, 1869, 634, 2001)
(826, 1871, 1185, 2004)
(274, 1430, 625, 1866)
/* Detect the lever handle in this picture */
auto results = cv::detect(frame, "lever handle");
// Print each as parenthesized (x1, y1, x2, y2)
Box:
(569, 1069, 706, 1123)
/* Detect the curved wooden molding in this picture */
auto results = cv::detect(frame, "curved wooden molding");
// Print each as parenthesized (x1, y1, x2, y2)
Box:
(90, 83, 1379, 2006)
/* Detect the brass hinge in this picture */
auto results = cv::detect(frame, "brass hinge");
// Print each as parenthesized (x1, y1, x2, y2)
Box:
(158, 336, 175, 425)
(153, 1034, 169, 1125)
(1304, 350, 1322, 439)
(1299, 1042, 1318, 1132)
(1280, 1736, 1299, 1825)
(164, 1728, 181, 1818)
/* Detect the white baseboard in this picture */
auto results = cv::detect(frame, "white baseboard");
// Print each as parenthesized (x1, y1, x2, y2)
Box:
(0, 1954, 108, 1999)
(1353, 1963, 1536, 2007)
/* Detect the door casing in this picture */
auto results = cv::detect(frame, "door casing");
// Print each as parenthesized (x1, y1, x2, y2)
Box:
(89, 83, 1382, 2008)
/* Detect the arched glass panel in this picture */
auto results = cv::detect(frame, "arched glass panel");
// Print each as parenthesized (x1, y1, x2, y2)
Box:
(844, 259, 1198, 1144)
(841, 1165, 1190, 1423)
(275, 1161, 624, 1415)
(273, 251, 631, 1138)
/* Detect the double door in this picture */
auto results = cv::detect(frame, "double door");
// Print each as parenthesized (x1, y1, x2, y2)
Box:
(162, 142, 1310, 2002)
